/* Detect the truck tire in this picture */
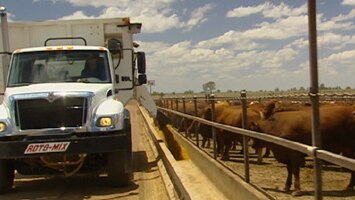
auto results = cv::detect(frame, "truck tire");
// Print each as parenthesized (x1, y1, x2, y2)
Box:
(0, 160, 15, 194)
(107, 151, 129, 187)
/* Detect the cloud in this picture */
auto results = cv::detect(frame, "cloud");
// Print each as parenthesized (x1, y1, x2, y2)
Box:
(181, 4, 214, 31)
(196, 30, 263, 50)
(143, 38, 299, 82)
(226, 4, 264, 18)
(318, 13, 354, 31)
(50, 1, 354, 91)
(262, 2, 307, 19)
(226, 2, 307, 19)
(64, 0, 174, 8)
(331, 8, 355, 22)
(285, 38, 308, 49)
(58, 10, 93, 20)
(243, 15, 308, 40)
(318, 33, 355, 49)
(342, 0, 355, 6)
(313, 49, 355, 83)
(99, 7, 180, 33)
(59, 0, 213, 33)
(325, 49, 355, 64)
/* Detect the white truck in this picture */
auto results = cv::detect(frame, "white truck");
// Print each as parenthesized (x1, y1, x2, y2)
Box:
(0, 9, 153, 193)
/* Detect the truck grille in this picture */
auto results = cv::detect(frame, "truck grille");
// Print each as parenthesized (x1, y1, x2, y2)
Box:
(15, 97, 88, 130)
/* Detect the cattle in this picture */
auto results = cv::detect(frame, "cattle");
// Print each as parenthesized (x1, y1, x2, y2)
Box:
(176, 101, 209, 135)
(249, 103, 355, 196)
(251, 100, 312, 163)
(191, 102, 230, 149)
(193, 101, 265, 161)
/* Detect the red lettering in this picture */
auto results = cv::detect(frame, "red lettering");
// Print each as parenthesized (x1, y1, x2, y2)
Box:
(25, 145, 33, 153)
(32, 145, 39, 152)
(61, 143, 69, 151)
(52, 144, 61, 151)
(37, 144, 44, 152)
(43, 144, 49, 151)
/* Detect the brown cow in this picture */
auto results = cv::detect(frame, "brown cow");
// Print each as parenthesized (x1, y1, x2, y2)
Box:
(193, 102, 231, 149)
(195, 102, 264, 161)
(216, 106, 264, 160)
(251, 100, 312, 163)
(176, 101, 209, 136)
(250, 104, 355, 196)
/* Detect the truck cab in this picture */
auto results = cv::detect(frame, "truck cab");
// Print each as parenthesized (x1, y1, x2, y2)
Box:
(0, 14, 148, 193)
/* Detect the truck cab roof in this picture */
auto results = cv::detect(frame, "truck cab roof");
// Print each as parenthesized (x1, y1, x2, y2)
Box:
(14, 45, 109, 54)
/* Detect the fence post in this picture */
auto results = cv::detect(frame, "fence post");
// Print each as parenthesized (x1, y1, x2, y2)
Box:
(170, 98, 174, 110)
(210, 94, 217, 159)
(308, 0, 322, 199)
(182, 96, 187, 138)
(193, 96, 199, 147)
(241, 90, 250, 183)
(175, 98, 179, 128)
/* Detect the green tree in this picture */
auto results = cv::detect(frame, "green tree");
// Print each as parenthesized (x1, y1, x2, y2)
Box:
(202, 81, 216, 94)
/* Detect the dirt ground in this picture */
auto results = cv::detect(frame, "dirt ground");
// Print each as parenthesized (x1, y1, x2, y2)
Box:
(197, 140, 355, 200)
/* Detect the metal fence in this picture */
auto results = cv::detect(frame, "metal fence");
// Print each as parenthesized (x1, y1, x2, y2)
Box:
(156, 92, 355, 199)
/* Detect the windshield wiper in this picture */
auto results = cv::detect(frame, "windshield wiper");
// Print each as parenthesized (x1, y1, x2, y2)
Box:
(9, 83, 31, 87)
(76, 78, 90, 83)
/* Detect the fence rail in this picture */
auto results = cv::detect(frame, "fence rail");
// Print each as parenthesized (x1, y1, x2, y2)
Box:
(156, 93, 355, 199)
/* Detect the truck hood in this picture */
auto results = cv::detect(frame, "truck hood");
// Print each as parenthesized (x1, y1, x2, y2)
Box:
(4, 83, 113, 106)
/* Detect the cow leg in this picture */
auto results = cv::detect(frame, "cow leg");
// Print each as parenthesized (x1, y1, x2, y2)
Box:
(206, 138, 210, 148)
(231, 140, 236, 150)
(256, 147, 263, 164)
(263, 147, 271, 158)
(346, 171, 355, 190)
(216, 134, 224, 156)
(201, 135, 206, 148)
(222, 138, 232, 161)
(291, 166, 302, 196)
(284, 164, 292, 192)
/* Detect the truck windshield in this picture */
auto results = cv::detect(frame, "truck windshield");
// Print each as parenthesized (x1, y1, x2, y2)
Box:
(7, 50, 111, 87)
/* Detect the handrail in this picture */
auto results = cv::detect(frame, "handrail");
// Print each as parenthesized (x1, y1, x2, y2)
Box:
(157, 106, 355, 172)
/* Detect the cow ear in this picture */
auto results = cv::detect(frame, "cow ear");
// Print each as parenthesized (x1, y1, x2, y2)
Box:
(249, 121, 259, 130)
(259, 111, 265, 120)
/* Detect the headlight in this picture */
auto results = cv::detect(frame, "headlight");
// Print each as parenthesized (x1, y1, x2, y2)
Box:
(0, 122, 7, 132)
(97, 117, 112, 127)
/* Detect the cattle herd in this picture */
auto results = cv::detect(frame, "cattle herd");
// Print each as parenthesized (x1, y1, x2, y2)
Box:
(155, 97, 355, 197)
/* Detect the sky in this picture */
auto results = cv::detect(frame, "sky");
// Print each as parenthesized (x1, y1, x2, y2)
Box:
(0, 0, 354, 93)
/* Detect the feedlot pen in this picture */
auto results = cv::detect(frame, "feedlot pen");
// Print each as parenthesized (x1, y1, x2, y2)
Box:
(165, 123, 355, 200)
(156, 94, 355, 200)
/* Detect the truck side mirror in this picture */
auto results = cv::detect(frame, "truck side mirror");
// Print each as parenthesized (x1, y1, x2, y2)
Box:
(107, 38, 122, 55)
(138, 74, 147, 85)
(137, 52, 146, 74)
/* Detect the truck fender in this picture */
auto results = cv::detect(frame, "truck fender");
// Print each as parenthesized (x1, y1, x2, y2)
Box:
(0, 104, 13, 135)
(93, 99, 125, 131)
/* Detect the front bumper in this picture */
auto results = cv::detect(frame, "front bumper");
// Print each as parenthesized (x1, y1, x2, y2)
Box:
(0, 132, 130, 159)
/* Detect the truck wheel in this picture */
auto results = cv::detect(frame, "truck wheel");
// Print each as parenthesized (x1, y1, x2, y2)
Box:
(107, 151, 130, 187)
(0, 160, 15, 194)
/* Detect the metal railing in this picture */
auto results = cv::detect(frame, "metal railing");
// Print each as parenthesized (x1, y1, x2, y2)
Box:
(156, 92, 355, 199)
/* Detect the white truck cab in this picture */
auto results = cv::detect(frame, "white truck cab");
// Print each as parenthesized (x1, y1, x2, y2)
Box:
(0, 9, 150, 193)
